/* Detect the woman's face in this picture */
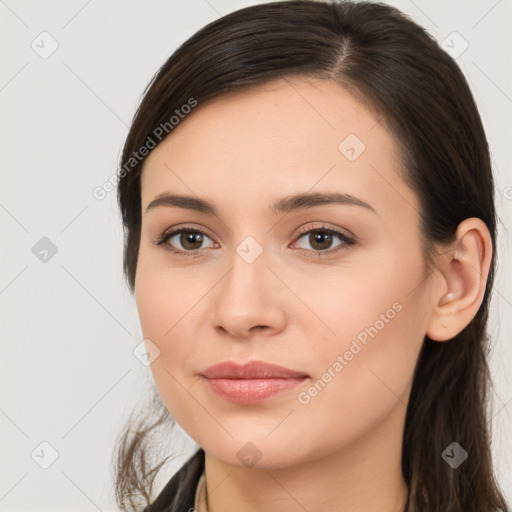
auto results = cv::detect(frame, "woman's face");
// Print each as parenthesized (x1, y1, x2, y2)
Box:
(135, 77, 435, 468)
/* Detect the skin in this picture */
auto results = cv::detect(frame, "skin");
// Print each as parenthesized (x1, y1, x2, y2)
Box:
(134, 76, 492, 512)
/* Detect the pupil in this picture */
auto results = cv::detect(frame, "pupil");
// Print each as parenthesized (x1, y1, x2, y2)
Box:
(311, 231, 331, 250)
(182, 232, 202, 249)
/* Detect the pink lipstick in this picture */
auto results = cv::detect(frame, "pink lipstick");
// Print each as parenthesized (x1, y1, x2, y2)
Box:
(200, 360, 310, 404)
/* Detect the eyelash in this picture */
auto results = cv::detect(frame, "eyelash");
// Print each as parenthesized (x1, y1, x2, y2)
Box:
(153, 224, 356, 258)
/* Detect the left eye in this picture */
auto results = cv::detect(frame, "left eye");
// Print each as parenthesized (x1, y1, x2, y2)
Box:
(293, 228, 355, 253)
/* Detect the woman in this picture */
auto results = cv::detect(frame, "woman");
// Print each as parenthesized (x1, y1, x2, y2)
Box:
(112, 1, 510, 510)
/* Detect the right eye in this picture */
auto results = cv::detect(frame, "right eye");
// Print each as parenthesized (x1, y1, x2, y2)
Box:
(153, 226, 216, 256)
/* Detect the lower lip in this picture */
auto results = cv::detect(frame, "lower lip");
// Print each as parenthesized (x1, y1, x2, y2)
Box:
(201, 377, 308, 404)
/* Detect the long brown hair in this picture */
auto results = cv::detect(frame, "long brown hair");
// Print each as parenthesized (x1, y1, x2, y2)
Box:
(113, 1, 510, 510)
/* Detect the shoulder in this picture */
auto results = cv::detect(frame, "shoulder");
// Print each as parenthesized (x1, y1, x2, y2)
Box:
(144, 448, 205, 512)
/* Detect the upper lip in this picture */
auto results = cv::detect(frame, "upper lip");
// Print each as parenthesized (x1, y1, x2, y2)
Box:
(200, 360, 310, 379)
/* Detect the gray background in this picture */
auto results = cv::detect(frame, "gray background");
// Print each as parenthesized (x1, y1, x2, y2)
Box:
(1, 0, 511, 510)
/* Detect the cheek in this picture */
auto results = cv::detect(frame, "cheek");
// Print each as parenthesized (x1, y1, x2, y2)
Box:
(134, 260, 208, 418)
(134, 246, 193, 339)
(297, 256, 427, 433)
(291, 302, 423, 464)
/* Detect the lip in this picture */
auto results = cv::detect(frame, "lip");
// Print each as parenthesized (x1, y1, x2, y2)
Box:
(200, 360, 310, 379)
(199, 360, 310, 404)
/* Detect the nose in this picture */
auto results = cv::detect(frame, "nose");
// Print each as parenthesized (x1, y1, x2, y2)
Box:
(210, 248, 287, 340)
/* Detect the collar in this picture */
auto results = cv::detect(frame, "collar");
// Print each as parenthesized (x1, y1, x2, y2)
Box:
(194, 471, 208, 512)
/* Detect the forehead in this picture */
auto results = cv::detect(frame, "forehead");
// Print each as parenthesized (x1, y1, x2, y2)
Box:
(146, 76, 383, 154)
(140, 76, 417, 221)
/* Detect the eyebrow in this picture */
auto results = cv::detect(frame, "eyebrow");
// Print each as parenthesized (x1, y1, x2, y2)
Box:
(145, 191, 377, 216)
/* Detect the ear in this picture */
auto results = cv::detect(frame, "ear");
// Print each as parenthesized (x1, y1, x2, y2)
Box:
(426, 217, 493, 342)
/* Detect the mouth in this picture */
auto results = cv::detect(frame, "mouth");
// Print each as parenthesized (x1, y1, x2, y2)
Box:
(199, 360, 310, 404)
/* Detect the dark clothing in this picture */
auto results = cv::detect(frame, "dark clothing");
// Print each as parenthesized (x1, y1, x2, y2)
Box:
(144, 448, 205, 512)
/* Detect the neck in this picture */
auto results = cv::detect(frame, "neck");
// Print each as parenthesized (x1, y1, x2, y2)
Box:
(201, 400, 409, 512)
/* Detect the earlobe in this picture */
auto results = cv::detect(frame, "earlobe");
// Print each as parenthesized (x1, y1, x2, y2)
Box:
(426, 218, 492, 342)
